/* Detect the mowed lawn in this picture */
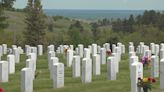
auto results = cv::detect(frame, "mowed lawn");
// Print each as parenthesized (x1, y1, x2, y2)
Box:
(0, 53, 163, 92)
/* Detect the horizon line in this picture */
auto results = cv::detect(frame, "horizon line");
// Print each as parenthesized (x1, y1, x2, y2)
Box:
(43, 8, 164, 11)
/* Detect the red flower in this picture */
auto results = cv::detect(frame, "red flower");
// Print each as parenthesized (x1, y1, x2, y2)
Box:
(148, 77, 152, 81)
(0, 87, 3, 92)
(152, 78, 156, 83)
(106, 50, 112, 56)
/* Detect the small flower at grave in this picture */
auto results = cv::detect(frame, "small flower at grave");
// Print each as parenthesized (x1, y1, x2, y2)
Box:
(143, 78, 148, 82)
(152, 78, 156, 83)
(138, 77, 142, 80)
(106, 50, 112, 56)
(148, 77, 152, 81)
(0, 87, 3, 92)
(64, 48, 68, 53)
(140, 56, 151, 68)
(137, 77, 156, 92)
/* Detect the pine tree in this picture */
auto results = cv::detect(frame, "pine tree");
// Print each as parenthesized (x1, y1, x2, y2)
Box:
(0, 1, 8, 31)
(24, 0, 46, 46)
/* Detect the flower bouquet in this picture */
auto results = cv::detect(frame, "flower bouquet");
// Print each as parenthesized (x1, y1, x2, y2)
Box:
(140, 56, 151, 68)
(137, 77, 156, 92)
(106, 50, 112, 56)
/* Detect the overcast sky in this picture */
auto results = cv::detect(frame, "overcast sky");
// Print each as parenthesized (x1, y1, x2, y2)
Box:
(14, 0, 164, 10)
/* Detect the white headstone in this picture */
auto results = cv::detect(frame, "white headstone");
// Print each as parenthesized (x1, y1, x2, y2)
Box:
(88, 45, 92, 54)
(160, 43, 164, 50)
(13, 48, 20, 63)
(78, 44, 84, 58)
(2, 44, 7, 54)
(38, 45, 43, 56)
(112, 53, 119, 73)
(150, 43, 155, 54)
(0, 61, 8, 82)
(103, 43, 110, 51)
(97, 46, 101, 54)
(115, 47, 121, 62)
(130, 62, 143, 92)
(100, 48, 106, 64)
(50, 57, 59, 79)
(144, 50, 151, 57)
(7, 55, 15, 74)
(70, 45, 74, 51)
(129, 52, 136, 60)
(155, 44, 159, 55)
(93, 54, 100, 75)
(117, 42, 122, 54)
(0, 46, 3, 60)
(72, 56, 81, 77)
(59, 45, 64, 53)
(21, 68, 33, 92)
(31, 47, 37, 56)
(129, 46, 134, 53)
(48, 45, 54, 53)
(66, 50, 73, 67)
(129, 42, 134, 46)
(28, 53, 37, 71)
(26, 59, 35, 80)
(107, 57, 116, 80)
(48, 51, 55, 69)
(84, 48, 90, 59)
(25, 45, 31, 55)
(139, 42, 145, 54)
(160, 59, 164, 89)
(129, 56, 139, 77)
(56, 47, 61, 54)
(160, 49, 164, 60)
(82, 58, 92, 83)
(18, 46, 24, 54)
(151, 55, 159, 78)
(112, 44, 116, 53)
(12, 45, 17, 49)
(92, 44, 97, 55)
(52, 63, 64, 88)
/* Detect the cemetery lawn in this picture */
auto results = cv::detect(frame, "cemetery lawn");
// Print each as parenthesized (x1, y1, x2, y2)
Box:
(0, 53, 163, 92)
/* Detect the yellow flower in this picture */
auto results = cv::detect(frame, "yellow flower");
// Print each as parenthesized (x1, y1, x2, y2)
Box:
(143, 78, 148, 82)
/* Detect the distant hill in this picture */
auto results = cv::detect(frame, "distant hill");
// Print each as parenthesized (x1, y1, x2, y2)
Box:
(4, 11, 26, 32)
(4, 11, 75, 32)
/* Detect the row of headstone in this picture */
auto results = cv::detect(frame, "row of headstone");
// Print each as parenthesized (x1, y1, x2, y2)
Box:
(129, 42, 164, 91)
(21, 44, 44, 92)
(25, 45, 43, 56)
(128, 43, 143, 92)
(21, 45, 41, 92)
(53, 43, 125, 85)
(47, 45, 64, 89)
(0, 54, 16, 83)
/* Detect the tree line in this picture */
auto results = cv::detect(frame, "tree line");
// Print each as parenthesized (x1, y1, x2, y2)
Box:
(1, 0, 164, 47)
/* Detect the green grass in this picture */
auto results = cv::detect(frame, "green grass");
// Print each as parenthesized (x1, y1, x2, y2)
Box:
(0, 53, 163, 92)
